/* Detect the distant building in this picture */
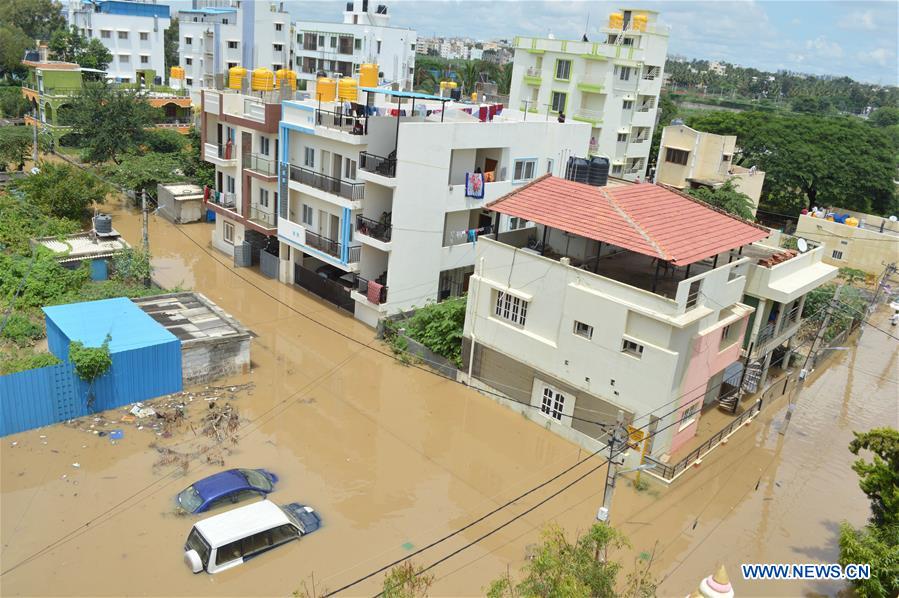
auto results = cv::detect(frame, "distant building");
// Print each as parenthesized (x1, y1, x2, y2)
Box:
(654, 124, 766, 215)
(32, 228, 130, 281)
(177, 1, 292, 102)
(509, 8, 669, 181)
(707, 60, 727, 76)
(157, 183, 205, 224)
(795, 209, 899, 274)
(293, 1, 416, 89)
(66, 0, 171, 83)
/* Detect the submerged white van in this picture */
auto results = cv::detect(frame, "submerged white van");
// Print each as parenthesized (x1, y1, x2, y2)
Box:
(184, 499, 321, 574)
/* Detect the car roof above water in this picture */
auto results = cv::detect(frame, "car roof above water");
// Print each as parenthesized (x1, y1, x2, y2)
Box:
(192, 469, 252, 500)
(193, 500, 291, 546)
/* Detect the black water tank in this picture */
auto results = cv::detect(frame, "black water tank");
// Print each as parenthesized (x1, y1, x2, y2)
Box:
(565, 156, 589, 184)
(93, 214, 112, 234)
(587, 156, 610, 187)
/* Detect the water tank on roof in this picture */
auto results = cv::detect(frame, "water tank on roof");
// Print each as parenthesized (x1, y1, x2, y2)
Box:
(170, 66, 185, 80)
(632, 14, 648, 31)
(316, 77, 336, 102)
(275, 68, 297, 91)
(359, 63, 378, 88)
(587, 157, 610, 186)
(93, 214, 112, 234)
(609, 12, 624, 29)
(228, 66, 246, 90)
(251, 68, 275, 91)
(565, 157, 590, 184)
(337, 77, 358, 101)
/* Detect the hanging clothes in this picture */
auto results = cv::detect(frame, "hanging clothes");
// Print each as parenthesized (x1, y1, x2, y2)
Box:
(478, 106, 488, 122)
(225, 139, 233, 159)
(465, 172, 485, 199)
(367, 280, 384, 304)
(203, 186, 211, 202)
(488, 104, 497, 120)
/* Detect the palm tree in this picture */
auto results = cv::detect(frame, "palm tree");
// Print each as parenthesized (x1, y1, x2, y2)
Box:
(413, 65, 437, 94)
(495, 63, 513, 95)
(455, 60, 481, 96)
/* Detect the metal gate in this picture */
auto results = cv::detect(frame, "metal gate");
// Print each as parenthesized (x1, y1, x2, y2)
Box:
(233, 242, 252, 267)
(259, 249, 279, 279)
(294, 264, 355, 313)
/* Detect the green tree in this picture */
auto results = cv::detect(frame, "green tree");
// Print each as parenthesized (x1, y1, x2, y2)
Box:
(487, 524, 655, 598)
(164, 18, 179, 82)
(142, 128, 188, 153)
(67, 82, 158, 163)
(13, 161, 109, 220)
(0, 192, 79, 254)
(106, 151, 185, 200)
(494, 62, 513, 95)
(686, 111, 898, 216)
(0, 0, 66, 41)
(404, 296, 467, 367)
(0, 86, 32, 117)
(0, 25, 32, 79)
(49, 26, 112, 72)
(686, 179, 756, 220)
(649, 94, 678, 168)
(839, 428, 899, 598)
(182, 126, 215, 188)
(381, 562, 434, 598)
(868, 106, 899, 128)
(0, 126, 35, 171)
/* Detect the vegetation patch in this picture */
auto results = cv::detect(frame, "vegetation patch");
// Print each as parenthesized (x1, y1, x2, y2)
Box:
(387, 297, 467, 368)
(68, 334, 112, 382)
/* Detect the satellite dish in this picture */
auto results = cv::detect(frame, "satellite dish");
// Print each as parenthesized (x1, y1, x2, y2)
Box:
(797, 238, 809, 253)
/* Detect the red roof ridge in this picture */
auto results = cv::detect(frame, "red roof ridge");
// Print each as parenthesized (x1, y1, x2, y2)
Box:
(598, 186, 671, 261)
(657, 183, 770, 233)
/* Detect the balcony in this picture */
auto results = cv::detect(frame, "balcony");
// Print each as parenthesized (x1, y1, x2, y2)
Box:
(355, 276, 388, 305)
(573, 108, 603, 125)
(248, 207, 276, 229)
(523, 67, 542, 86)
(208, 191, 236, 209)
(303, 229, 341, 259)
(576, 78, 605, 94)
(315, 108, 367, 136)
(359, 151, 396, 178)
(243, 153, 278, 177)
(356, 215, 392, 243)
(631, 108, 656, 127)
(204, 142, 237, 166)
(289, 164, 365, 201)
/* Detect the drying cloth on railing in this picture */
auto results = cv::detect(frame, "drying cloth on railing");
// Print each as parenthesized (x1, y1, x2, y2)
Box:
(225, 140, 233, 159)
(478, 106, 488, 122)
(465, 172, 485, 199)
(488, 104, 497, 120)
(203, 186, 211, 202)
(367, 280, 383, 304)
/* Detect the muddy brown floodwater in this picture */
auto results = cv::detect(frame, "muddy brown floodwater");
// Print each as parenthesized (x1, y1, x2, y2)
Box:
(1, 197, 896, 597)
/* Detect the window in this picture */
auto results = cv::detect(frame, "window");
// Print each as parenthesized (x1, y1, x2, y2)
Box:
(227, 40, 239, 49)
(275, 23, 283, 31)
(617, 133, 627, 142)
(513, 158, 537, 182)
(622, 99, 634, 110)
(273, 63, 282, 71)
(259, 188, 269, 208)
(354, 38, 362, 50)
(377, 40, 382, 53)
(87, 28, 92, 36)
(318, 35, 325, 46)
(186, 77, 194, 86)
(117, 31, 128, 39)
(554, 59, 571, 80)
(612, 164, 623, 175)
(140, 55, 149, 64)
(301, 204, 313, 226)
(186, 57, 193, 66)
(184, 36, 192, 45)
(345, 158, 356, 180)
(831, 250, 844, 260)
(303, 147, 315, 168)
(618, 66, 631, 81)
(260, 136, 270, 156)
(119, 54, 130, 63)
(550, 91, 566, 113)
(223, 221, 235, 244)
(508, 217, 528, 231)
(226, 175, 235, 194)
(546, 158, 554, 175)
(139, 32, 149, 41)
(622, 339, 644, 357)
(680, 403, 699, 428)
(330, 36, 337, 48)
(273, 44, 283, 52)
(494, 291, 528, 326)
(186, 529, 211, 570)
(540, 386, 565, 421)
(101, 30, 111, 39)
(216, 539, 241, 565)
(665, 148, 689, 166)
(574, 321, 593, 339)
(720, 324, 736, 349)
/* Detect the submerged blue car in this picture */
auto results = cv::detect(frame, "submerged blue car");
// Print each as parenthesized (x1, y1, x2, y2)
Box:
(176, 468, 278, 513)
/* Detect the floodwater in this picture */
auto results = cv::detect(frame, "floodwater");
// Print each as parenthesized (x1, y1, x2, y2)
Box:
(1, 197, 896, 596)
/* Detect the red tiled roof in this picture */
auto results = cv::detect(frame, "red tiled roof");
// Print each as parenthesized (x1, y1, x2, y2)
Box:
(487, 176, 769, 266)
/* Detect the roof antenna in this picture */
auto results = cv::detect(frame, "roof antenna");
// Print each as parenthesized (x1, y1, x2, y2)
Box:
(582, 13, 590, 42)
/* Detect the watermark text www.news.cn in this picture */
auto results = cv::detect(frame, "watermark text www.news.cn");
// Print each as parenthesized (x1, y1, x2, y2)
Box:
(741, 563, 870, 580)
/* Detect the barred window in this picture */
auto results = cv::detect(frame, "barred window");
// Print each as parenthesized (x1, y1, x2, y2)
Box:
(494, 291, 528, 326)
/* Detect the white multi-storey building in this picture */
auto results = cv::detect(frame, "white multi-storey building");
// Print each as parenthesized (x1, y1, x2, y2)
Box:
(460, 176, 834, 466)
(67, 0, 171, 83)
(293, 1, 416, 89)
(275, 87, 589, 325)
(178, 1, 292, 102)
(509, 8, 669, 181)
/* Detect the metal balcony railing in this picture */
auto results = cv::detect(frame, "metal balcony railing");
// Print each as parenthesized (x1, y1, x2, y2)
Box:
(315, 108, 367, 135)
(289, 165, 365, 200)
(347, 245, 361, 263)
(755, 322, 776, 347)
(356, 215, 392, 243)
(248, 207, 276, 227)
(356, 276, 388, 305)
(359, 151, 396, 177)
(303, 230, 341, 259)
(209, 191, 236, 208)
(525, 67, 541, 77)
(205, 142, 235, 161)
(243, 153, 278, 176)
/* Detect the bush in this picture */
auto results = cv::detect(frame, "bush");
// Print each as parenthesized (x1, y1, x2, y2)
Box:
(1, 312, 43, 346)
(0, 350, 61, 375)
(68, 334, 112, 381)
(111, 247, 152, 284)
(404, 297, 467, 368)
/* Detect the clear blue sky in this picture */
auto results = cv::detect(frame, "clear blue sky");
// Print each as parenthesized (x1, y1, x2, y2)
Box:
(285, 1, 898, 85)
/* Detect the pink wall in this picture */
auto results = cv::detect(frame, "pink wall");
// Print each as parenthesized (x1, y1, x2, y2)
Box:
(668, 316, 748, 455)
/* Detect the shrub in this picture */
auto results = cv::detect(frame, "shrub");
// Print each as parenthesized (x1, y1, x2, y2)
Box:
(0, 350, 61, 375)
(404, 297, 467, 367)
(68, 334, 112, 381)
(1, 312, 44, 346)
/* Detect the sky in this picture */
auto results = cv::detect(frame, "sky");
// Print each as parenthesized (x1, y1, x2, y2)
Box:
(284, 1, 898, 85)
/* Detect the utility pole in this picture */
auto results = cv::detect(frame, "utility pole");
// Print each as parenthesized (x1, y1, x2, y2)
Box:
(141, 188, 150, 288)
(598, 410, 626, 526)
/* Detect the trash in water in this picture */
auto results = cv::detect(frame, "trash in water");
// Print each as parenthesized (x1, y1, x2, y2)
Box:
(110, 430, 124, 440)
(130, 404, 156, 419)
(72, 463, 80, 468)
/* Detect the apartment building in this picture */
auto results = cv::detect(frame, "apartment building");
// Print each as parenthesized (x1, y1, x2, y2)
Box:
(200, 87, 291, 262)
(461, 176, 776, 458)
(178, 1, 292, 102)
(509, 8, 669, 181)
(795, 209, 899, 274)
(293, 1, 416, 89)
(655, 124, 766, 215)
(67, 0, 171, 83)
(275, 87, 589, 326)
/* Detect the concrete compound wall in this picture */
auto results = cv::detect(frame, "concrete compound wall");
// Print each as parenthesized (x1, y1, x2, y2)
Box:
(181, 338, 251, 385)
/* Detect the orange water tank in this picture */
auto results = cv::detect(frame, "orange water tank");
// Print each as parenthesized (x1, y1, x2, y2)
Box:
(251, 68, 275, 91)
(275, 68, 297, 91)
(170, 66, 185, 80)
(633, 14, 648, 31)
(228, 66, 247, 90)
(609, 12, 624, 29)
(316, 77, 336, 102)
(359, 63, 378, 88)
(337, 77, 358, 101)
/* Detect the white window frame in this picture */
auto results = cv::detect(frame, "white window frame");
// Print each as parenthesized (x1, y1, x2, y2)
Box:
(301, 204, 313, 226)
(119, 54, 130, 63)
(679, 402, 700, 431)
(184, 36, 192, 45)
(546, 158, 554, 175)
(259, 188, 269, 208)
(540, 386, 566, 422)
(259, 136, 270, 156)
(140, 55, 149, 64)
(185, 78, 194, 86)
(831, 249, 844, 260)
(508, 217, 528, 231)
(304, 147, 315, 168)
(100, 29, 112, 39)
(617, 133, 627, 142)
(622, 99, 634, 110)
(223, 221, 235, 244)
(494, 290, 528, 326)
(512, 158, 537, 183)
(117, 30, 128, 40)
(226, 175, 235, 194)
(622, 339, 644, 358)
(227, 40, 239, 49)
(139, 31, 149, 41)
(573, 320, 593, 339)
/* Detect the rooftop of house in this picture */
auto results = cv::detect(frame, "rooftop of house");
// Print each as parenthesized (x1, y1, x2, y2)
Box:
(132, 292, 251, 347)
(488, 176, 769, 266)
(33, 230, 130, 264)
(43, 298, 177, 353)
(159, 183, 205, 199)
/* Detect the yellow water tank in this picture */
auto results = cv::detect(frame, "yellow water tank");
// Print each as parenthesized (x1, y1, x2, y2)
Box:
(359, 63, 378, 89)
(471, 92, 478, 102)
(609, 12, 624, 29)
(251, 67, 275, 91)
(337, 77, 358, 102)
(170, 66, 185, 80)
(228, 66, 247, 90)
(316, 77, 336, 102)
(275, 68, 297, 91)
(633, 14, 648, 31)
(846, 217, 859, 227)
